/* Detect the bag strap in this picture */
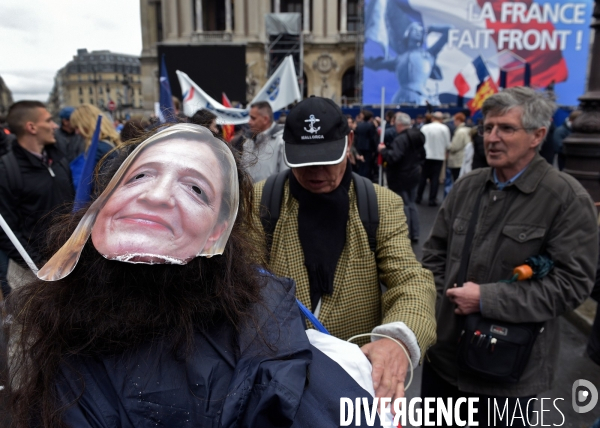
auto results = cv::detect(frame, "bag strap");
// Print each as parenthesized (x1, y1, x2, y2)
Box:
(296, 299, 330, 334)
(456, 189, 486, 287)
(352, 172, 379, 254)
(260, 170, 290, 258)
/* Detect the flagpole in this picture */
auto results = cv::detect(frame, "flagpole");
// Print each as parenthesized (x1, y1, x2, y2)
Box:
(0, 213, 38, 274)
(378, 87, 385, 186)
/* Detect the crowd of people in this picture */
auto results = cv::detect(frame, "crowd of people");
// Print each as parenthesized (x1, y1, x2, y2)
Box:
(0, 87, 598, 428)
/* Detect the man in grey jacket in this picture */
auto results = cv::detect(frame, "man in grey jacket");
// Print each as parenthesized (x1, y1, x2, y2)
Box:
(421, 87, 598, 426)
(242, 101, 288, 182)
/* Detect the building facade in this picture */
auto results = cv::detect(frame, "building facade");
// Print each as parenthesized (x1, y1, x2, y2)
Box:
(140, 0, 361, 114)
(0, 76, 14, 117)
(48, 49, 144, 119)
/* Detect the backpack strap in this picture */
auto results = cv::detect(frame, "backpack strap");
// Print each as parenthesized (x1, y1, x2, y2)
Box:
(1, 151, 23, 197)
(352, 172, 379, 254)
(260, 170, 290, 257)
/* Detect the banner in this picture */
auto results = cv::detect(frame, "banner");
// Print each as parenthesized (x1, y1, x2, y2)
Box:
(221, 92, 235, 142)
(249, 55, 302, 112)
(177, 70, 250, 125)
(363, 0, 593, 106)
(177, 55, 301, 125)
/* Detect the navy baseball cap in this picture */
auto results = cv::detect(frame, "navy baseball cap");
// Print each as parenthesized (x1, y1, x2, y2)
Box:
(283, 96, 350, 167)
(59, 107, 75, 120)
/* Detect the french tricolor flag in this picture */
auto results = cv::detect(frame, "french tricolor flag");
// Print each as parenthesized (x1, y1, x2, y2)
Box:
(454, 56, 491, 97)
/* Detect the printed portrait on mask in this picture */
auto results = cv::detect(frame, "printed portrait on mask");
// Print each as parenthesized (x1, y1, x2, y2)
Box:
(37, 124, 239, 281)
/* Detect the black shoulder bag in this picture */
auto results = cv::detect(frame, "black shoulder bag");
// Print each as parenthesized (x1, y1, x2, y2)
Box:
(455, 190, 544, 384)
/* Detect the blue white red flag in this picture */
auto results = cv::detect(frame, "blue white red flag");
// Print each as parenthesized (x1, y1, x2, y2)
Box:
(454, 56, 491, 97)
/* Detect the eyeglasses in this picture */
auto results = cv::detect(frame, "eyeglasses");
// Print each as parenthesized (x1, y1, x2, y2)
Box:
(478, 124, 537, 137)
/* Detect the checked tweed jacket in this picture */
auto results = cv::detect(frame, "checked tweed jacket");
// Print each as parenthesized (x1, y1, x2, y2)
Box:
(253, 178, 437, 358)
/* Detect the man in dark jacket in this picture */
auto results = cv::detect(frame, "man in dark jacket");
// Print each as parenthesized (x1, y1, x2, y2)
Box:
(0, 101, 73, 277)
(553, 110, 581, 171)
(353, 109, 379, 179)
(422, 87, 597, 425)
(378, 112, 425, 242)
(54, 106, 85, 162)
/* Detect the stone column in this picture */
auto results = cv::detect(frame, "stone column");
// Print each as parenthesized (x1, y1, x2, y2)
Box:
(225, 0, 233, 32)
(564, 1, 600, 202)
(274, 0, 280, 13)
(340, 0, 347, 33)
(312, 0, 324, 37)
(195, 0, 203, 32)
(326, 0, 338, 37)
(234, 0, 245, 36)
(303, 0, 310, 33)
(247, 0, 259, 38)
(163, 0, 179, 41)
(180, 0, 194, 39)
(140, 0, 153, 54)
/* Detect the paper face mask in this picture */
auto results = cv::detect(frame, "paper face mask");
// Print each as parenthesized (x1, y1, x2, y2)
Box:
(37, 124, 239, 281)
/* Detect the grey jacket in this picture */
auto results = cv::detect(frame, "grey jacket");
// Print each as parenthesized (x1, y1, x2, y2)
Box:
(243, 122, 288, 182)
(422, 154, 598, 396)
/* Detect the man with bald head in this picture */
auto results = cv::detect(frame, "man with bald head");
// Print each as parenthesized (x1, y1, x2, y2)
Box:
(242, 101, 288, 182)
(0, 101, 73, 281)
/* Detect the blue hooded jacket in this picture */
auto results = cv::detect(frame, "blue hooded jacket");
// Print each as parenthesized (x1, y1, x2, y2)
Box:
(55, 272, 378, 427)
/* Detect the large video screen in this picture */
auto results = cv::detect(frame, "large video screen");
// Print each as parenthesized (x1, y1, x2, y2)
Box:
(362, 0, 593, 106)
(158, 45, 246, 103)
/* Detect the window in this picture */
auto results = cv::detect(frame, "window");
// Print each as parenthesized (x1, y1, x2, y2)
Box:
(341, 66, 356, 99)
(79, 87, 83, 95)
(106, 86, 111, 93)
(198, 0, 225, 31)
(90, 99, 94, 105)
(99, 87, 103, 94)
(89, 87, 93, 95)
(281, 0, 302, 13)
(280, 0, 310, 31)
(347, 0, 359, 32)
(80, 99, 84, 104)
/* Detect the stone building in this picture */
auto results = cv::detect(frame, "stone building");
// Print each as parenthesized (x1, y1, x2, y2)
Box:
(0, 76, 14, 117)
(48, 49, 144, 119)
(140, 0, 361, 114)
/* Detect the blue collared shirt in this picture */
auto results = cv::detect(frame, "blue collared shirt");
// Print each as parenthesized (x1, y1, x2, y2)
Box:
(493, 165, 529, 190)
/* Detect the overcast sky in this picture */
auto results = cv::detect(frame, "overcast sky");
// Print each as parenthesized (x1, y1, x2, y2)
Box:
(1, 0, 142, 102)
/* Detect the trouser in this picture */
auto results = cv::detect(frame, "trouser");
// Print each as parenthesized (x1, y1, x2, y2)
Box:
(421, 361, 535, 428)
(450, 167, 461, 181)
(398, 185, 419, 241)
(357, 149, 373, 179)
(417, 159, 444, 203)
(557, 153, 566, 171)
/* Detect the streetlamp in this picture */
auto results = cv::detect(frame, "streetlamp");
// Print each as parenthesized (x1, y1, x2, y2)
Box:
(120, 73, 133, 120)
(563, 1, 600, 203)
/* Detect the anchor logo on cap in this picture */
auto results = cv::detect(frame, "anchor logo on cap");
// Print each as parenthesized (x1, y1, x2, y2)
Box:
(304, 114, 321, 134)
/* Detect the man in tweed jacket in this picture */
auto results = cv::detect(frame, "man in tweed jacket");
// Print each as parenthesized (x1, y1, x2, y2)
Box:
(252, 96, 436, 402)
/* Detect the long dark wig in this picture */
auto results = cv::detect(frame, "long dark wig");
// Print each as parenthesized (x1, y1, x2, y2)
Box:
(8, 125, 267, 428)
